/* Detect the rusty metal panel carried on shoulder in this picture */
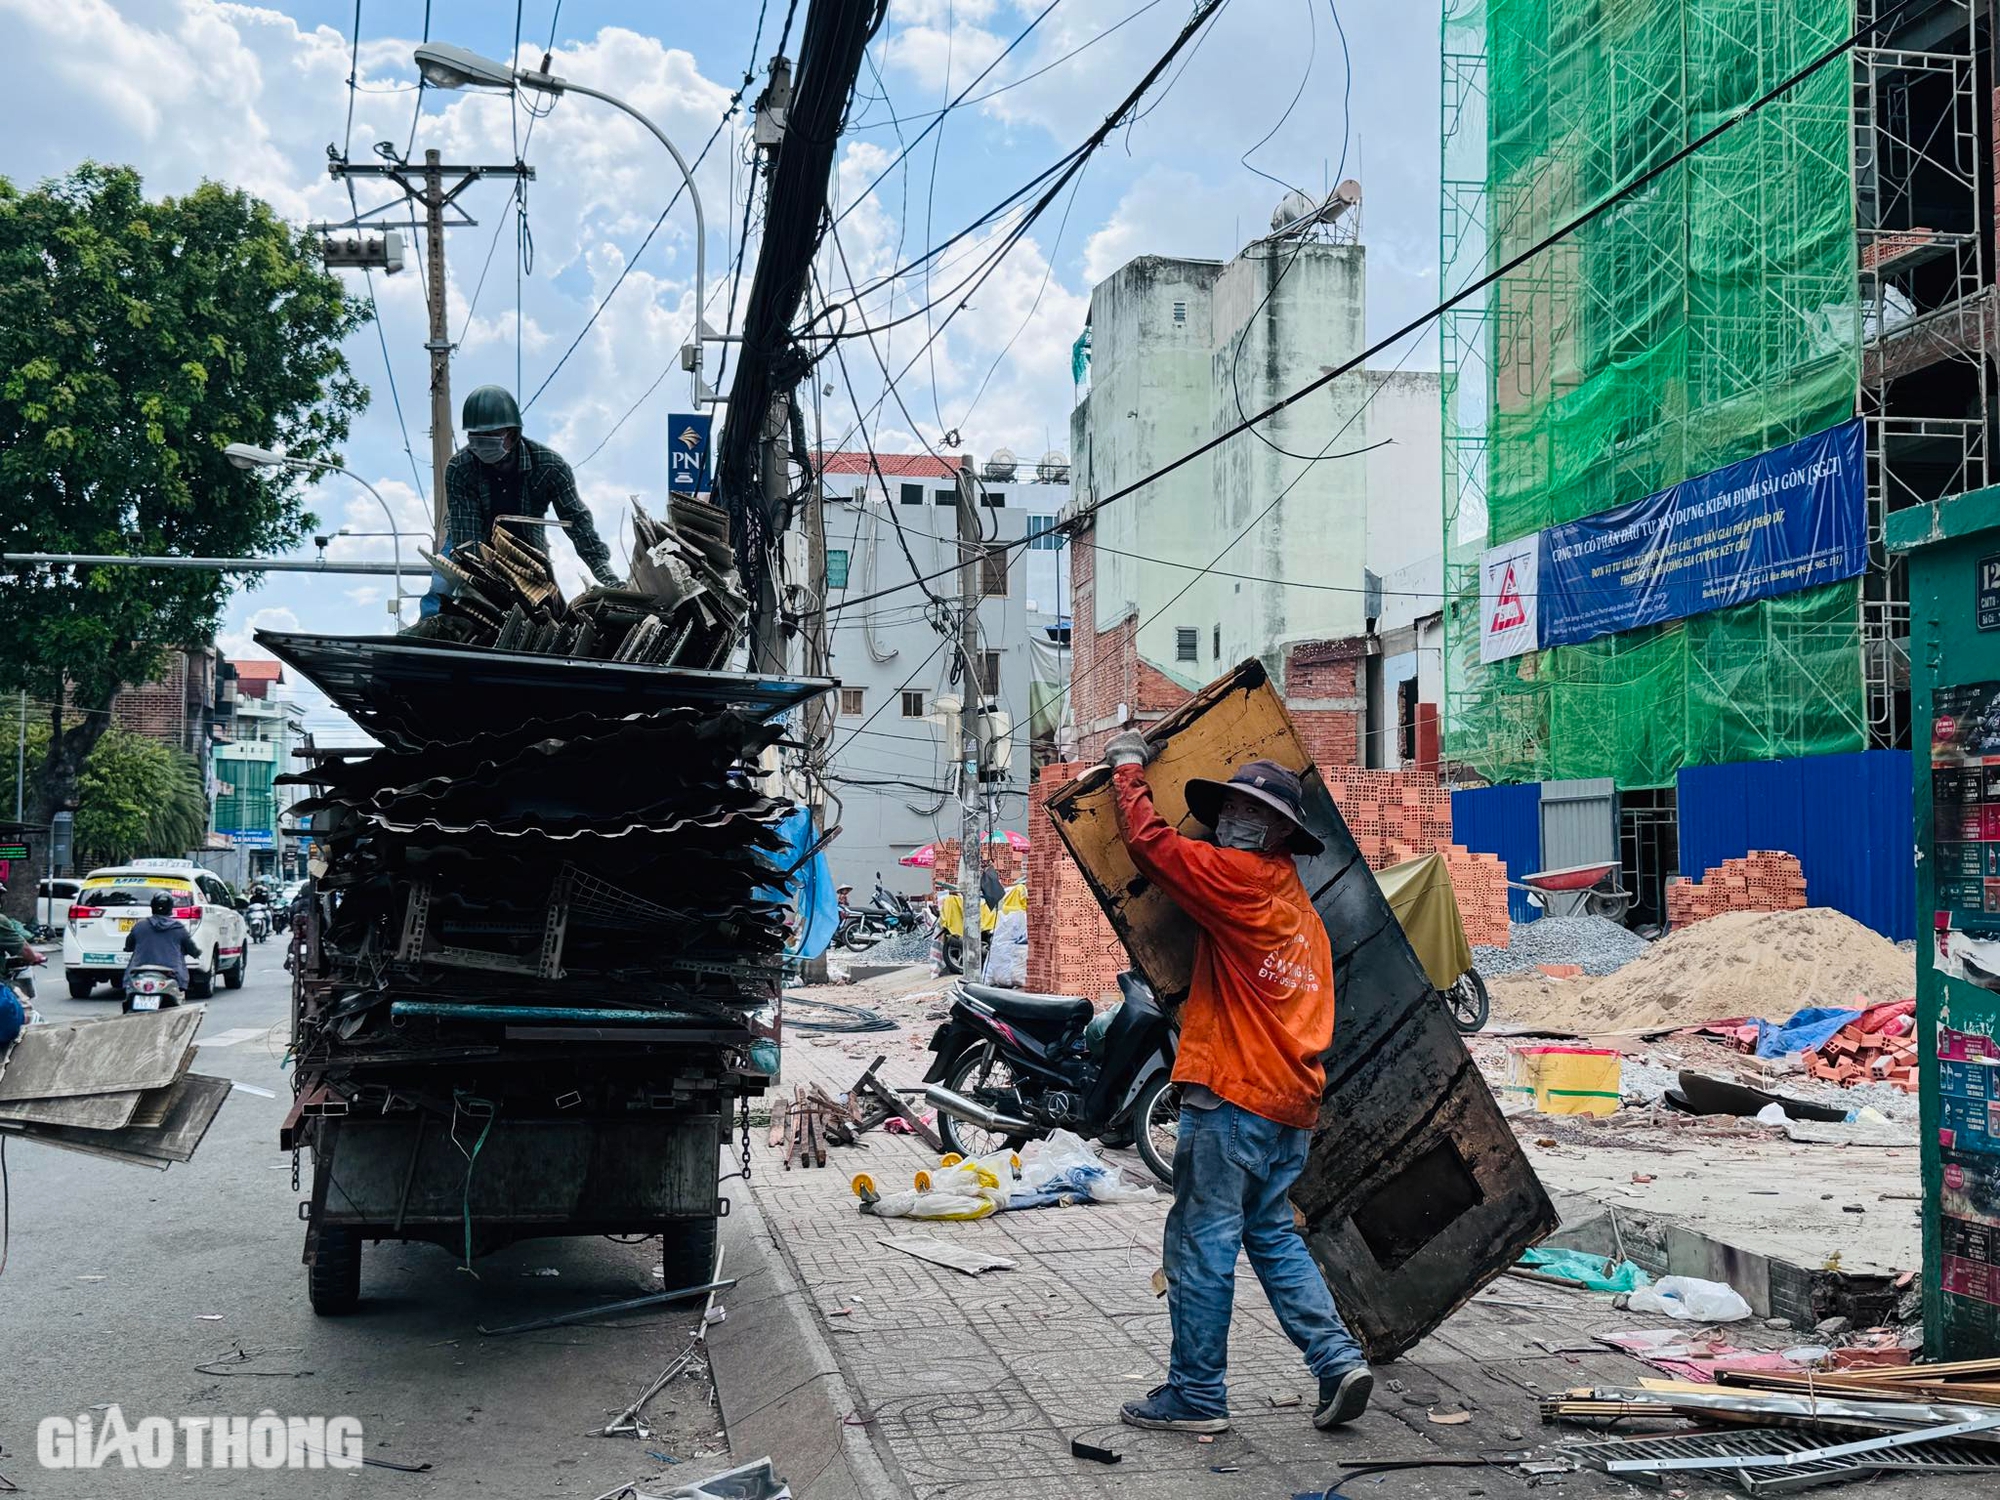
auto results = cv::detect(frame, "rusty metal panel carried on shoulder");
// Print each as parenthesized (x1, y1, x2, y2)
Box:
(1043, 659, 1556, 1361)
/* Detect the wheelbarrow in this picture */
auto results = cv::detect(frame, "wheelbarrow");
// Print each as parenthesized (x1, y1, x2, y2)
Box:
(1515, 861, 1634, 921)
(1376, 853, 1489, 1034)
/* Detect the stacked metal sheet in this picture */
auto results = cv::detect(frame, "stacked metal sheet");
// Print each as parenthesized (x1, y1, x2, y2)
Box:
(0, 1008, 231, 1169)
(263, 625, 830, 1068)
(414, 496, 748, 668)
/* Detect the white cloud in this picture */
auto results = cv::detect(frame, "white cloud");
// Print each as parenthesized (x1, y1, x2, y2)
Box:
(218, 605, 301, 662)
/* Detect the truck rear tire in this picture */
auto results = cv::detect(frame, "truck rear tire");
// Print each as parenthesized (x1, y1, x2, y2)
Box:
(659, 1216, 719, 1288)
(308, 1226, 362, 1315)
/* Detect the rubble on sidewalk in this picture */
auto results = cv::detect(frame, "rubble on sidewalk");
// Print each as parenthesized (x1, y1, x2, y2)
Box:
(0, 1007, 231, 1169)
(1550, 1360, 2000, 1492)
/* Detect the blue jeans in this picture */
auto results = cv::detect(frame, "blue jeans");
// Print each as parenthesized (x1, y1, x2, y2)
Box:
(1162, 1101, 1366, 1414)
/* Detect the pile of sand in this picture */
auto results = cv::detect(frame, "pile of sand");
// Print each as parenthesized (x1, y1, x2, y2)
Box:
(1489, 907, 1915, 1034)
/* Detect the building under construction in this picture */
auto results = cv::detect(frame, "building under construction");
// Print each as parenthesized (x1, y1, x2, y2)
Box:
(1438, 0, 1988, 935)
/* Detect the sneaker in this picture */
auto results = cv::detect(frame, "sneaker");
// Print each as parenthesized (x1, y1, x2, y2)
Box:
(1313, 1366, 1373, 1429)
(1119, 1383, 1230, 1434)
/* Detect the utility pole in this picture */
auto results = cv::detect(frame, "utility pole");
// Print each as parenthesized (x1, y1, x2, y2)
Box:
(421, 150, 453, 543)
(955, 459, 986, 981)
(326, 151, 534, 547)
(747, 55, 795, 677)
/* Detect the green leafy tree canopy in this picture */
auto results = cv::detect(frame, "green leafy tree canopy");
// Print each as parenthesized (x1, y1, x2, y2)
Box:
(0, 163, 369, 905)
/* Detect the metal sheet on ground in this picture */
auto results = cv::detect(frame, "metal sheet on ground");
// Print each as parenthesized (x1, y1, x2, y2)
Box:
(1043, 659, 1558, 1362)
(0, 1088, 143, 1130)
(0, 1008, 203, 1101)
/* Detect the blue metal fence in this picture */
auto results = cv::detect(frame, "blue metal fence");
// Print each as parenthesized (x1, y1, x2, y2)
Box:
(1451, 783, 1543, 925)
(1675, 750, 1913, 941)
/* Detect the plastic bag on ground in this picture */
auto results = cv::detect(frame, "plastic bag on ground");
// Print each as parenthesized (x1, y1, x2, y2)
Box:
(1621, 1275, 1753, 1322)
(1518, 1246, 1651, 1292)
(981, 907, 1029, 989)
(1012, 1128, 1157, 1208)
(864, 1155, 1013, 1220)
(1755, 1102, 1789, 1125)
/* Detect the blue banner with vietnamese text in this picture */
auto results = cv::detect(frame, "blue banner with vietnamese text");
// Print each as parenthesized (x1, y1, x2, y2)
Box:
(667, 413, 712, 495)
(1537, 419, 1866, 648)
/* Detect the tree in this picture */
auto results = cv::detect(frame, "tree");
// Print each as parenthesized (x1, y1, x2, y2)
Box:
(72, 727, 209, 868)
(0, 163, 368, 920)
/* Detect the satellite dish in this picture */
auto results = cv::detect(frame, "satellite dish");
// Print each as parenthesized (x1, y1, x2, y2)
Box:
(1271, 190, 1318, 234)
(1035, 448, 1070, 484)
(983, 447, 1018, 481)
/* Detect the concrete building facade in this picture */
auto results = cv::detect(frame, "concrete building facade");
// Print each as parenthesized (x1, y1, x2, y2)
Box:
(1064, 232, 1443, 770)
(817, 452, 1071, 895)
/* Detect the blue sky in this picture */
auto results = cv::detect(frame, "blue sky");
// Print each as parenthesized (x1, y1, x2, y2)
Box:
(0, 0, 1440, 741)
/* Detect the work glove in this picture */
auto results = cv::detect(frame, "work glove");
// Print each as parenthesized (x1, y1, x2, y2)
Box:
(1104, 729, 1156, 769)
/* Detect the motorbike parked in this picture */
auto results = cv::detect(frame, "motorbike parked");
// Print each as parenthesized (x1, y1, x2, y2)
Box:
(247, 900, 271, 944)
(922, 970, 1181, 1184)
(124, 963, 186, 1014)
(836, 878, 930, 952)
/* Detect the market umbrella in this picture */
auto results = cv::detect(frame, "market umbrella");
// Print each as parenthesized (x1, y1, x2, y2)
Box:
(898, 830, 1028, 867)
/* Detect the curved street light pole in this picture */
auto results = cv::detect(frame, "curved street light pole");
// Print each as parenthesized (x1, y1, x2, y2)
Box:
(223, 444, 410, 618)
(414, 43, 709, 404)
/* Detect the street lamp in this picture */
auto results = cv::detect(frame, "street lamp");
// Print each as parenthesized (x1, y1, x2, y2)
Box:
(224, 444, 412, 619)
(414, 41, 712, 403)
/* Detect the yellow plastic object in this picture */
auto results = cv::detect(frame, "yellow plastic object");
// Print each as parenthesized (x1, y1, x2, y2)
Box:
(1506, 1045, 1622, 1116)
(850, 1174, 876, 1199)
(999, 882, 1028, 916)
(939, 1153, 963, 1168)
(938, 889, 1001, 937)
(913, 1170, 932, 1192)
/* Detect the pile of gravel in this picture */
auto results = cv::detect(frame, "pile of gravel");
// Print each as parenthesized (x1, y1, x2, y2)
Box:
(1473, 914, 1652, 978)
(854, 926, 935, 965)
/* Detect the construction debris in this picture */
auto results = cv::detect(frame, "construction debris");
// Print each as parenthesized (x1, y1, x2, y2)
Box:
(1548, 1359, 2000, 1493)
(0, 1010, 230, 1169)
(413, 500, 747, 667)
(878, 1234, 1015, 1276)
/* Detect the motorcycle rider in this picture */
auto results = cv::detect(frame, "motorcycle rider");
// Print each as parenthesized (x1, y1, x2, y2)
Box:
(0, 879, 43, 968)
(123, 892, 202, 1002)
(1102, 734, 1372, 1437)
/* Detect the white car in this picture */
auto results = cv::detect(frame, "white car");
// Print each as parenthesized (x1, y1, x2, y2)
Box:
(62, 859, 250, 1001)
(37, 878, 82, 933)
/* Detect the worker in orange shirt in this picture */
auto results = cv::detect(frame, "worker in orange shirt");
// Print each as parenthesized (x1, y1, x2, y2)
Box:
(1104, 732, 1372, 1435)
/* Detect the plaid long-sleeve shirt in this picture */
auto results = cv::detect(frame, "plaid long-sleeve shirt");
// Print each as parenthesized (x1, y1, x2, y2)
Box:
(442, 436, 618, 583)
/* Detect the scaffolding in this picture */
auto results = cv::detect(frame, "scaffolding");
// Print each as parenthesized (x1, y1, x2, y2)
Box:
(1441, 0, 1990, 787)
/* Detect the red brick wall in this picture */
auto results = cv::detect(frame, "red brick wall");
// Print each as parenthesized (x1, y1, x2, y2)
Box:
(1283, 638, 1365, 773)
(1024, 760, 1127, 1003)
(1067, 530, 1191, 761)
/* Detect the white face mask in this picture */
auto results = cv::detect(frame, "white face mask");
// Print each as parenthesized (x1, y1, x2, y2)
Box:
(1215, 801, 1281, 852)
(468, 432, 512, 465)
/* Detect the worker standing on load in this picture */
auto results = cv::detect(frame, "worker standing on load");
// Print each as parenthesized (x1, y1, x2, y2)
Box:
(1102, 733, 1372, 1435)
(430, 386, 623, 608)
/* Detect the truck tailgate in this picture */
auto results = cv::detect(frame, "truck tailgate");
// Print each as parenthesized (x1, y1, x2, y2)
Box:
(1043, 659, 1556, 1362)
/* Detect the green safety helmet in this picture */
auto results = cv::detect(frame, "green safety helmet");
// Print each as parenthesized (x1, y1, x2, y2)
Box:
(461, 384, 522, 434)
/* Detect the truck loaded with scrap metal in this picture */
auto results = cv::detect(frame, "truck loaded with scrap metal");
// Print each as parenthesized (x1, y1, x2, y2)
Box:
(264, 499, 830, 1314)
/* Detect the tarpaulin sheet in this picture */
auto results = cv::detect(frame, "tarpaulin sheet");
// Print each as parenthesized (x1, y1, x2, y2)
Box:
(1754, 1005, 1862, 1059)
(1538, 419, 1866, 648)
(1375, 854, 1475, 992)
(765, 806, 836, 960)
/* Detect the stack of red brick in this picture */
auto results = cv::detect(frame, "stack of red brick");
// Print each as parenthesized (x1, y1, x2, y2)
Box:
(1322, 769, 1453, 866)
(1666, 850, 1808, 929)
(1320, 769, 1509, 947)
(1023, 762, 1126, 1003)
(925, 838, 1023, 899)
(1439, 846, 1511, 948)
(1802, 1001, 1918, 1092)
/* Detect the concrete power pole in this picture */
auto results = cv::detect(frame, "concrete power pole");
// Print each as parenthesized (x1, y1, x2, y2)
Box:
(955, 459, 986, 981)
(747, 56, 795, 678)
(326, 151, 534, 548)
(421, 150, 453, 545)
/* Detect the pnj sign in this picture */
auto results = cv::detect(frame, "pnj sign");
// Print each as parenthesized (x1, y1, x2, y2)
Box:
(668, 413, 712, 496)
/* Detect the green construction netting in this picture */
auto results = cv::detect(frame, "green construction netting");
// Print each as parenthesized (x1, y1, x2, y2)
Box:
(1440, 0, 1864, 787)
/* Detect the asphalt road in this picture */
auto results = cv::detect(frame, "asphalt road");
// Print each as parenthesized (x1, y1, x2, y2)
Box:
(0, 946, 722, 1497)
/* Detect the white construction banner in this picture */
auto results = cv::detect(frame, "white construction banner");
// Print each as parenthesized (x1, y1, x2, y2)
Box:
(1479, 536, 1540, 663)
